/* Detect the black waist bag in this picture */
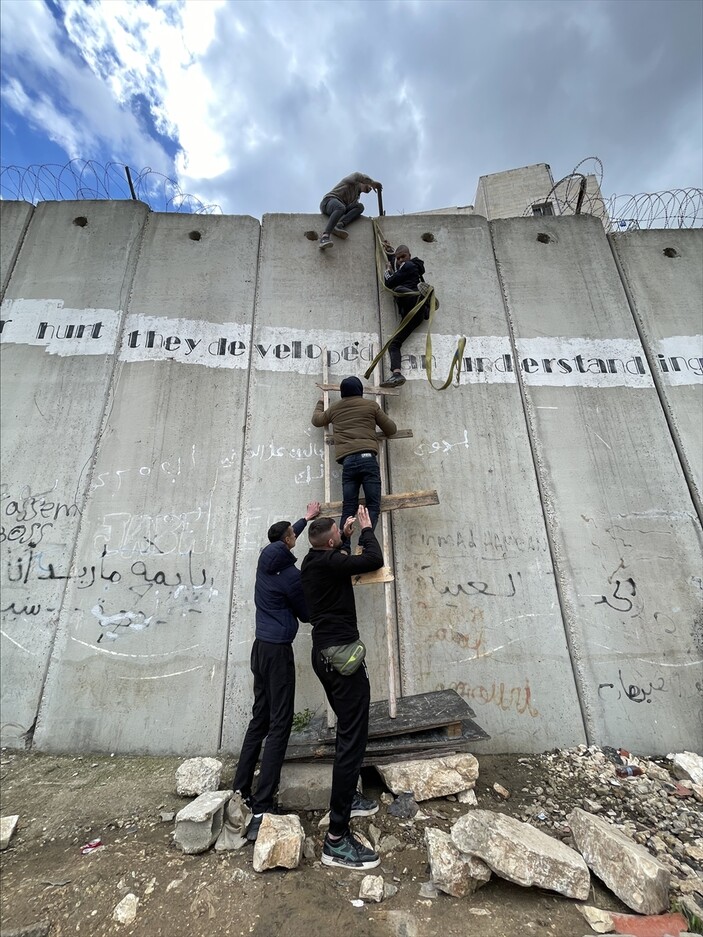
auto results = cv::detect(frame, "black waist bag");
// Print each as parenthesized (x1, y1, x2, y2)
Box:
(322, 640, 366, 676)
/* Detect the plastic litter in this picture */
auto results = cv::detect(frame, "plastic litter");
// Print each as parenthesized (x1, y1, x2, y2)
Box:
(80, 838, 103, 855)
(615, 766, 644, 778)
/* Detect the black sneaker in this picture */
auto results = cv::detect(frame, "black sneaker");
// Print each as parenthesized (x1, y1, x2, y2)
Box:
(319, 234, 333, 249)
(380, 373, 406, 388)
(322, 831, 380, 870)
(350, 792, 379, 817)
(245, 813, 263, 842)
(332, 224, 348, 239)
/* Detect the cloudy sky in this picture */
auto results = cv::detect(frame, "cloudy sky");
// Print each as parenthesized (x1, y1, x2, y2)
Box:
(1, 0, 701, 216)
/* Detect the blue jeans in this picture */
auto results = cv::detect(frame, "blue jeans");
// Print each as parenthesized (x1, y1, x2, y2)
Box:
(341, 452, 381, 531)
(320, 196, 365, 235)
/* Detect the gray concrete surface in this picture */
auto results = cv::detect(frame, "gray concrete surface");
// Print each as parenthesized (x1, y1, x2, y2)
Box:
(0, 200, 149, 746)
(376, 214, 585, 752)
(1, 202, 701, 756)
(33, 212, 260, 754)
(490, 214, 703, 753)
(0, 201, 33, 299)
(609, 229, 703, 510)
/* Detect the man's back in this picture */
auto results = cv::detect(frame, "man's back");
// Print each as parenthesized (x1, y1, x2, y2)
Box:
(312, 396, 396, 463)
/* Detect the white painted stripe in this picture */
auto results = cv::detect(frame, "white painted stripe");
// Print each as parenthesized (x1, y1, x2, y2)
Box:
(0, 298, 120, 356)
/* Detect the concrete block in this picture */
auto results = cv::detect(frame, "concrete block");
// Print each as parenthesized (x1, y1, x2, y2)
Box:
(0, 201, 33, 297)
(174, 790, 231, 854)
(278, 762, 333, 810)
(0, 814, 19, 849)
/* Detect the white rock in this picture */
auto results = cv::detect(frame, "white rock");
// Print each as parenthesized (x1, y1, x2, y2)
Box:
(113, 893, 138, 925)
(175, 757, 223, 796)
(359, 874, 384, 903)
(425, 827, 491, 898)
(376, 754, 479, 801)
(451, 809, 590, 900)
(577, 905, 614, 933)
(174, 790, 231, 854)
(669, 751, 703, 786)
(457, 789, 478, 806)
(0, 815, 19, 850)
(252, 813, 304, 872)
(493, 783, 510, 799)
(569, 807, 670, 914)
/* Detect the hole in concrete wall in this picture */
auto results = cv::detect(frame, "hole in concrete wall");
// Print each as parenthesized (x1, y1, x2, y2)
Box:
(421, 232, 435, 242)
(73, 216, 88, 227)
(536, 233, 552, 244)
(304, 230, 318, 240)
(189, 231, 202, 241)
(662, 247, 679, 258)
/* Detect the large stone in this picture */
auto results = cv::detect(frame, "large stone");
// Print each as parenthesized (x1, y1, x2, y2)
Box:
(252, 813, 304, 872)
(174, 790, 231, 854)
(376, 754, 479, 801)
(359, 875, 384, 903)
(451, 810, 590, 900)
(569, 807, 670, 914)
(0, 815, 19, 850)
(278, 763, 333, 810)
(175, 757, 223, 796)
(112, 893, 139, 925)
(425, 827, 491, 898)
(669, 751, 703, 786)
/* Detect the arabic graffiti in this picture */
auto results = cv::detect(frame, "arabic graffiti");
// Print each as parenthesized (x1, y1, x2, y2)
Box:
(427, 571, 521, 598)
(596, 578, 637, 613)
(598, 669, 667, 704)
(437, 678, 540, 717)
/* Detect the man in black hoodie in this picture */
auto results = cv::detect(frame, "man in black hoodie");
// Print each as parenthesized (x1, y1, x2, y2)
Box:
(380, 243, 426, 388)
(232, 500, 320, 841)
(300, 505, 384, 870)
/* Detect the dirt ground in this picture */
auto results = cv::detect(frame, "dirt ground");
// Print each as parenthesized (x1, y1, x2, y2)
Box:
(0, 749, 654, 937)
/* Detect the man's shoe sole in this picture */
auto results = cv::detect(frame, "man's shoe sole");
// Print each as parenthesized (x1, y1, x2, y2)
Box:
(350, 804, 379, 817)
(319, 240, 333, 250)
(332, 227, 348, 239)
(380, 378, 405, 388)
(321, 852, 381, 870)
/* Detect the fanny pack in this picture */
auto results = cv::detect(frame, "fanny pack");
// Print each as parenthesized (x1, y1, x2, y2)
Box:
(322, 640, 366, 676)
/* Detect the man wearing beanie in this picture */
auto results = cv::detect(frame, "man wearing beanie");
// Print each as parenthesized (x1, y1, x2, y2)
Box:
(311, 376, 397, 531)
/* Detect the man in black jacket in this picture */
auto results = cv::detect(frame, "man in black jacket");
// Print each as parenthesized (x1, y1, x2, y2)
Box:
(380, 243, 426, 388)
(232, 500, 320, 841)
(300, 505, 384, 870)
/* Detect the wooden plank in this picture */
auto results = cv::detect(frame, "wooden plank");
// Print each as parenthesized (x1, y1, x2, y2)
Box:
(324, 429, 413, 444)
(319, 489, 439, 518)
(352, 566, 394, 586)
(316, 382, 399, 396)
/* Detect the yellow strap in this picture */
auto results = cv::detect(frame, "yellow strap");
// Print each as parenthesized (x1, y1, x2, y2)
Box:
(366, 219, 465, 391)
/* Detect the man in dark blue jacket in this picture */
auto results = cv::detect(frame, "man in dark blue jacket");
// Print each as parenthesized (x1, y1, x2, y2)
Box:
(380, 243, 427, 388)
(232, 500, 320, 840)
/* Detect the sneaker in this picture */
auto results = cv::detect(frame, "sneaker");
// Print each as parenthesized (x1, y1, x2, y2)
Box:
(350, 792, 379, 817)
(322, 831, 380, 870)
(380, 373, 406, 388)
(245, 813, 264, 842)
(332, 225, 348, 239)
(319, 234, 333, 249)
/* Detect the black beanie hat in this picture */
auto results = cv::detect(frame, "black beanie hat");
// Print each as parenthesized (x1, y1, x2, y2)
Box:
(340, 376, 363, 398)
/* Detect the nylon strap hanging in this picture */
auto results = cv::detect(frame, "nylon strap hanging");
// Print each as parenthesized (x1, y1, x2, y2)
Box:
(366, 219, 466, 391)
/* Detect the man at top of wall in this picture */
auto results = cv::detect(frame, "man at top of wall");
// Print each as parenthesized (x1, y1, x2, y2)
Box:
(319, 172, 382, 250)
(311, 376, 396, 533)
(231, 500, 320, 842)
(380, 241, 427, 388)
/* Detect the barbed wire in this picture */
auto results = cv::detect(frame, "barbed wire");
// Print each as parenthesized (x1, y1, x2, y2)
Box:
(523, 156, 702, 232)
(0, 160, 222, 214)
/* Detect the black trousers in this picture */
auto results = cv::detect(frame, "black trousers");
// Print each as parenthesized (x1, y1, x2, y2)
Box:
(389, 289, 425, 372)
(312, 647, 370, 836)
(232, 639, 295, 813)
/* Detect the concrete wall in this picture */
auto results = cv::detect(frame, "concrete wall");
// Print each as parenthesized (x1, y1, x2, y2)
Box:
(0, 201, 33, 299)
(474, 163, 554, 220)
(1, 200, 701, 755)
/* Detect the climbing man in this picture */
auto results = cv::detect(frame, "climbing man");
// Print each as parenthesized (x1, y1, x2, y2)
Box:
(380, 242, 427, 388)
(311, 376, 396, 532)
(301, 505, 384, 870)
(319, 172, 382, 250)
(231, 500, 321, 841)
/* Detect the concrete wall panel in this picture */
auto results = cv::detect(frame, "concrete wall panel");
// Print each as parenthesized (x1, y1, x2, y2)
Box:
(0, 201, 34, 298)
(490, 214, 703, 754)
(376, 214, 586, 752)
(221, 214, 391, 752)
(610, 229, 703, 506)
(33, 213, 260, 754)
(1, 200, 149, 746)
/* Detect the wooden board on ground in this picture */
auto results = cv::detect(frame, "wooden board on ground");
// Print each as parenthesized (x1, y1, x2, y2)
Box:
(321, 689, 477, 742)
(284, 719, 489, 764)
(324, 429, 413, 444)
(319, 489, 439, 518)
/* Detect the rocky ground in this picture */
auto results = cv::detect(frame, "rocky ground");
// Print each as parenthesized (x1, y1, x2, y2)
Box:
(1, 746, 702, 937)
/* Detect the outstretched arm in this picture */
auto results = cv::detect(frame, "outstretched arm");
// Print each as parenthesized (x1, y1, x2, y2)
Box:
(328, 506, 384, 575)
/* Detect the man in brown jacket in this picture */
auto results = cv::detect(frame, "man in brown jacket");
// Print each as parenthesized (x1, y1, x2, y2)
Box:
(311, 376, 396, 531)
(318, 172, 382, 250)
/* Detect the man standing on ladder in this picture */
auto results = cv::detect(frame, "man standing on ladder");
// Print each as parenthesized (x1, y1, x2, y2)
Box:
(318, 172, 382, 250)
(301, 505, 383, 870)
